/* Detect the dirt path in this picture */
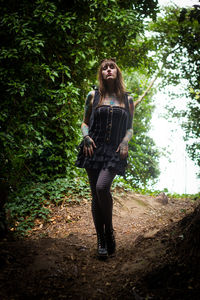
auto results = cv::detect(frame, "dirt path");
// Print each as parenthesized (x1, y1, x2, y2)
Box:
(0, 189, 199, 299)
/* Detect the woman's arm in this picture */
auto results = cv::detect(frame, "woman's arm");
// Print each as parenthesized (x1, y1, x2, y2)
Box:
(81, 91, 96, 157)
(123, 96, 134, 142)
(81, 91, 94, 136)
(116, 96, 134, 159)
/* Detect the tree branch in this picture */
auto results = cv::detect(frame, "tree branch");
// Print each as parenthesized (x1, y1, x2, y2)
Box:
(134, 47, 180, 108)
(134, 73, 159, 108)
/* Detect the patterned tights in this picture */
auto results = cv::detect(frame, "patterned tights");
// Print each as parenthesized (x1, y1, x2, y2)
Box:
(86, 168, 117, 235)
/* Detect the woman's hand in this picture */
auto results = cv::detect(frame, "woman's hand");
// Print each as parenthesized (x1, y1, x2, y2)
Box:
(83, 136, 96, 157)
(116, 141, 128, 159)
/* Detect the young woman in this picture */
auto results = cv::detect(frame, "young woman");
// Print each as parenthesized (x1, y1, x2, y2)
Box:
(76, 58, 134, 258)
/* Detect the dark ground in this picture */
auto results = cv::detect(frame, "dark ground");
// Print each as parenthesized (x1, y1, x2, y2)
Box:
(1, 189, 200, 299)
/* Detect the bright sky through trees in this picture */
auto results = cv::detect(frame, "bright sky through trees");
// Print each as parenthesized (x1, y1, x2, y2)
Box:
(158, 0, 199, 7)
(150, 89, 200, 194)
(149, 0, 200, 194)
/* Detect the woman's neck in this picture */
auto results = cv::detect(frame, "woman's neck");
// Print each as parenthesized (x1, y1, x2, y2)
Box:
(105, 82, 116, 95)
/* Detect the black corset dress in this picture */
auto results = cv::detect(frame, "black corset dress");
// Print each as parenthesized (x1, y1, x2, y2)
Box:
(75, 90, 132, 176)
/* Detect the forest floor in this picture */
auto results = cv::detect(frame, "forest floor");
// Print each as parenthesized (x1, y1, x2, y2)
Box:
(0, 188, 200, 300)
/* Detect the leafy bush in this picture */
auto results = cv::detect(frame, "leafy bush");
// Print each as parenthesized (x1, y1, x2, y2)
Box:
(6, 172, 90, 235)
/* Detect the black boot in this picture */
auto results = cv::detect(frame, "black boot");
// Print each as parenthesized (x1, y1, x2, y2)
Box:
(97, 233, 108, 259)
(105, 229, 116, 255)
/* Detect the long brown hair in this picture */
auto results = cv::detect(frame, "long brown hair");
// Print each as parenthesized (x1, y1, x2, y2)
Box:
(97, 58, 126, 105)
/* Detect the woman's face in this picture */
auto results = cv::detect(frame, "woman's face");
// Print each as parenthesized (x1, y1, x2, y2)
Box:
(101, 61, 117, 81)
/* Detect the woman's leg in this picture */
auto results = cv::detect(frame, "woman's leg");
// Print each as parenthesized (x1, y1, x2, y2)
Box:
(86, 167, 117, 257)
(96, 168, 116, 232)
(86, 168, 108, 258)
(96, 168, 117, 255)
(86, 168, 104, 236)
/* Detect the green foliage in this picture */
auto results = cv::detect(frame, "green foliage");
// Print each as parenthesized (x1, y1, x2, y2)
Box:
(148, 5, 200, 175)
(0, 0, 159, 189)
(6, 175, 90, 235)
(113, 176, 200, 200)
(0, 1, 83, 187)
(124, 69, 160, 187)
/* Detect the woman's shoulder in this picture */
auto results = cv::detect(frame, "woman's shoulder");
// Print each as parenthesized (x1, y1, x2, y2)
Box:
(127, 94, 134, 106)
(127, 94, 134, 114)
(87, 90, 95, 98)
(85, 90, 95, 106)
(127, 94, 133, 102)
